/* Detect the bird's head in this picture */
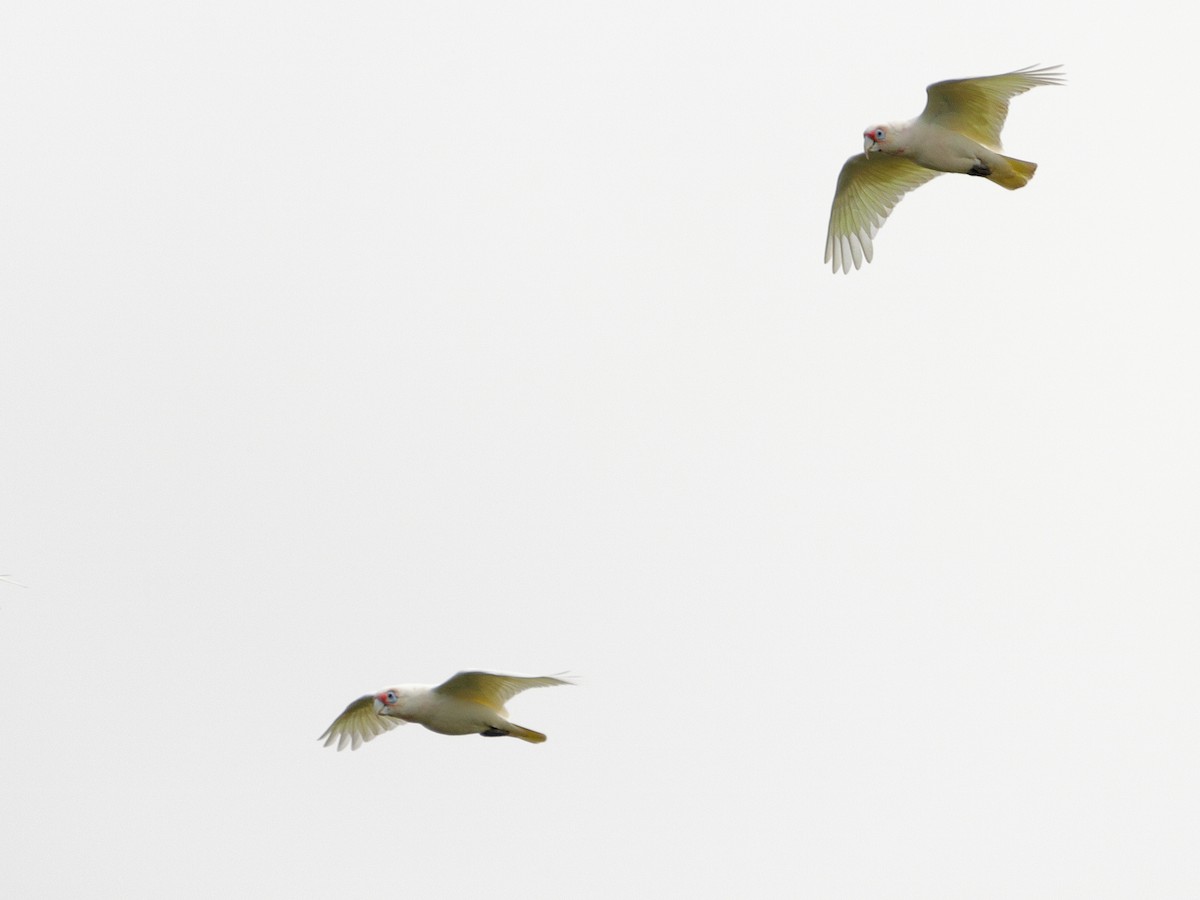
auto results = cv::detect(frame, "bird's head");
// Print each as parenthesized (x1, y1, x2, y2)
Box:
(863, 125, 888, 158)
(375, 689, 401, 715)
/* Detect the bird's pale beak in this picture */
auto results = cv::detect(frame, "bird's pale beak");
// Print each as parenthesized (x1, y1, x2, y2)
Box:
(373, 698, 386, 714)
(863, 135, 876, 159)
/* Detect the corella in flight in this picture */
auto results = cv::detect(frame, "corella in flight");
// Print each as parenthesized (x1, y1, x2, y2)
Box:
(825, 65, 1064, 273)
(319, 670, 573, 750)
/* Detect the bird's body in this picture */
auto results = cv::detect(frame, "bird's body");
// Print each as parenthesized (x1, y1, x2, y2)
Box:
(380, 683, 540, 738)
(319, 670, 572, 751)
(889, 122, 996, 175)
(825, 65, 1063, 273)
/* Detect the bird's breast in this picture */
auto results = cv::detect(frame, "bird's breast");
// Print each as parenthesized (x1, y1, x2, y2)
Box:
(907, 126, 987, 174)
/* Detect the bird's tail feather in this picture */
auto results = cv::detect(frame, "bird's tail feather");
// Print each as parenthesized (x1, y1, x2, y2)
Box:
(989, 155, 1037, 190)
(507, 724, 547, 743)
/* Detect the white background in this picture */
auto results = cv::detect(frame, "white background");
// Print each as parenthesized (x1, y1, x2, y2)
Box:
(2, 2, 1196, 897)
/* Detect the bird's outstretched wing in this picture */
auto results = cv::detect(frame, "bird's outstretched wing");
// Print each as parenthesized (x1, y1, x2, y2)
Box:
(825, 155, 940, 273)
(434, 671, 573, 712)
(319, 693, 406, 751)
(919, 65, 1064, 149)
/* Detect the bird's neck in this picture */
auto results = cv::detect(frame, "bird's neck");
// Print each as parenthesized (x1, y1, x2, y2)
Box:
(885, 121, 914, 153)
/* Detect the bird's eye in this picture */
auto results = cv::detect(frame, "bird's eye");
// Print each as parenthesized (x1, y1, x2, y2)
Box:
(875, 129, 885, 140)
(385, 691, 397, 704)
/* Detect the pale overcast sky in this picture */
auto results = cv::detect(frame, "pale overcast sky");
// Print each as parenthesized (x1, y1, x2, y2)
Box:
(2, 2, 1197, 898)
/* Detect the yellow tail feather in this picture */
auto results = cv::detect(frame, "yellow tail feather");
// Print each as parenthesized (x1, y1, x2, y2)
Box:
(508, 724, 547, 744)
(989, 155, 1037, 190)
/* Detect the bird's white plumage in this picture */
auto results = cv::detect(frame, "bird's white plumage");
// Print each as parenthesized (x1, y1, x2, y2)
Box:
(319, 670, 573, 751)
(825, 65, 1063, 273)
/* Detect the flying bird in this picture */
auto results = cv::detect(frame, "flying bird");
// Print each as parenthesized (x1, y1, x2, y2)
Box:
(825, 65, 1064, 273)
(319, 670, 573, 751)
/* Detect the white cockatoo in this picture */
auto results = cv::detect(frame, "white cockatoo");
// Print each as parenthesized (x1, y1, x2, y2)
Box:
(319, 670, 573, 751)
(825, 65, 1063, 273)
